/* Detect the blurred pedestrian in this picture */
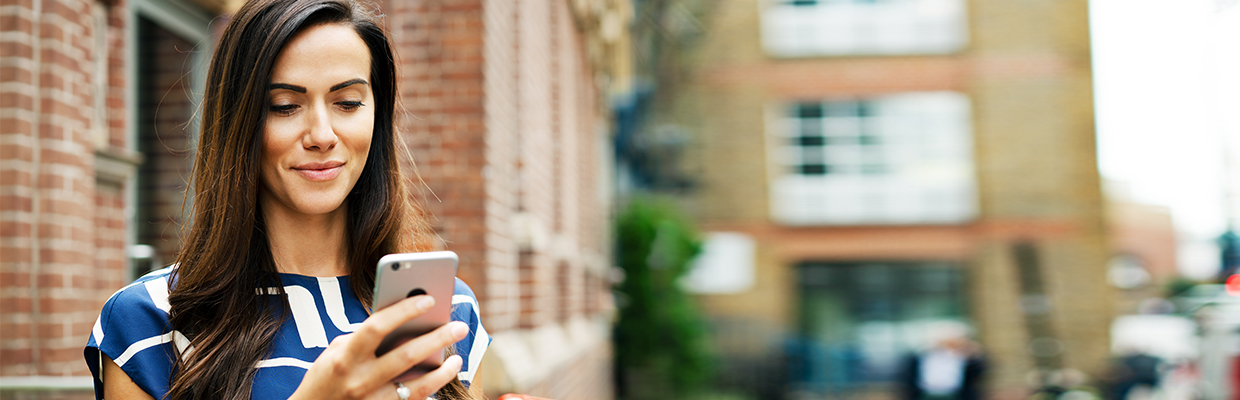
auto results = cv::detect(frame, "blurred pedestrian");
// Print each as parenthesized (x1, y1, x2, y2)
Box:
(1107, 349, 1163, 400)
(899, 334, 987, 400)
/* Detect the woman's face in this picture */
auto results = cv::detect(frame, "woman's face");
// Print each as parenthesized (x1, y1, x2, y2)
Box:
(260, 23, 374, 217)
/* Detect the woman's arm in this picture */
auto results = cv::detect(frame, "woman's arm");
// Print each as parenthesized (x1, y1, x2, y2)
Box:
(102, 354, 155, 400)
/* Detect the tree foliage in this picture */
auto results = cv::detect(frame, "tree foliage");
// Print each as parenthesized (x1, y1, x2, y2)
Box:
(613, 197, 713, 398)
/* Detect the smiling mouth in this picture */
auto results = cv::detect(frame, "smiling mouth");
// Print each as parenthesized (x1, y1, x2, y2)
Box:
(293, 162, 344, 181)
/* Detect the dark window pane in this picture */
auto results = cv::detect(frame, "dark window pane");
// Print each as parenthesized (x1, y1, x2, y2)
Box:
(790, 0, 817, 6)
(800, 164, 828, 175)
(794, 262, 969, 390)
(798, 136, 825, 146)
(797, 102, 824, 118)
(857, 101, 875, 117)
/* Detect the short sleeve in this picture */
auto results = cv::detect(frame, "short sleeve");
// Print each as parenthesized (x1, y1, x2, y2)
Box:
(84, 267, 185, 400)
(449, 278, 490, 388)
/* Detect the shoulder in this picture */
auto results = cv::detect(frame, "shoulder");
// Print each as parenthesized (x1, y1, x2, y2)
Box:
(449, 278, 483, 330)
(452, 278, 479, 304)
(85, 266, 182, 400)
(448, 278, 489, 387)
(449, 277, 483, 336)
(94, 267, 177, 343)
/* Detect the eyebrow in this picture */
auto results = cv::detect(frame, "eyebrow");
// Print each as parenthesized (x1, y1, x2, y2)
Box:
(267, 78, 369, 93)
(330, 79, 368, 92)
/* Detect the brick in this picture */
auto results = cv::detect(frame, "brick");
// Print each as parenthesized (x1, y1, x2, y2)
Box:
(0, 64, 34, 85)
(1, 167, 34, 188)
(0, 244, 31, 262)
(0, 320, 32, 339)
(0, 295, 31, 314)
(0, 220, 30, 237)
(37, 297, 87, 314)
(0, 91, 33, 109)
(36, 273, 63, 288)
(0, 40, 34, 60)
(0, 348, 32, 365)
(37, 345, 84, 364)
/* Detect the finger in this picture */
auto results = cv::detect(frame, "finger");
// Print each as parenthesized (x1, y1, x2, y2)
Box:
(402, 355, 464, 399)
(373, 321, 469, 378)
(350, 295, 435, 352)
(359, 381, 407, 400)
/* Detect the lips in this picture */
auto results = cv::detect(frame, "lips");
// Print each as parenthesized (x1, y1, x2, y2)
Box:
(292, 161, 344, 181)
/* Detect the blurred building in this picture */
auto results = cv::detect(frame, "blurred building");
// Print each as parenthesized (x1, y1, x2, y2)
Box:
(652, 0, 1114, 398)
(0, 0, 624, 398)
(1105, 182, 1179, 303)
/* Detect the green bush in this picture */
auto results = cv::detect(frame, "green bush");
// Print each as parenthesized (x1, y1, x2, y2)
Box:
(614, 197, 714, 399)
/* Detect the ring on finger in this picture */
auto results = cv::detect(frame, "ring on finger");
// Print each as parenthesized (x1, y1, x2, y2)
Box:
(395, 382, 411, 400)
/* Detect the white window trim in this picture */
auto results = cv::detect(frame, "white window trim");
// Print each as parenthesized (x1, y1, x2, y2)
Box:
(765, 92, 978, 226)
(759, 0, 969, 58)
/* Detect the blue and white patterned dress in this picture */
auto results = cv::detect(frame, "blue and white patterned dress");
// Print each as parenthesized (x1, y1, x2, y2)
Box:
(83, 266, 490, 399)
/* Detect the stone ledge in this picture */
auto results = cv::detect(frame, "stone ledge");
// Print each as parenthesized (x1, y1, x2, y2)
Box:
(479, 314, 612, 394)
(0, 376, 93, 390)
(94, 146, 143, 185)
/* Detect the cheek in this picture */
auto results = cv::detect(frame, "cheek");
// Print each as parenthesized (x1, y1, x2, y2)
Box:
(260, 124, 294, 184)
(353, 116, 375, 161)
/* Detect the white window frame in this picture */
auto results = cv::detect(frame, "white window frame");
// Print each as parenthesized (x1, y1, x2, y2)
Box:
(760, 0, 968, 57)
(766, 92, 978, 225)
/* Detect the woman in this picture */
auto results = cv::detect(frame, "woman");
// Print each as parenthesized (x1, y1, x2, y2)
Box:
(83, 0, 489, 399)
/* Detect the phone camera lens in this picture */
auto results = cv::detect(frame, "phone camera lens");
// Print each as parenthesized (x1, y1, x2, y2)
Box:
(391, 264, 399, 271)
(406, 288, 427, 298)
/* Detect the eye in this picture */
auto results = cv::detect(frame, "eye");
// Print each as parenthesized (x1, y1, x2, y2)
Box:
(270, 104, 299, 116)
(338, 101, 365, 111)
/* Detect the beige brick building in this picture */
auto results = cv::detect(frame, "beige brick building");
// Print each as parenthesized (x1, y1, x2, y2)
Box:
(658, 0, 1114, 397)
(0, 0, 625, 398)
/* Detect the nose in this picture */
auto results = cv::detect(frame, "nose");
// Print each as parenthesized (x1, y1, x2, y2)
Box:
(302, 104, 337, 151)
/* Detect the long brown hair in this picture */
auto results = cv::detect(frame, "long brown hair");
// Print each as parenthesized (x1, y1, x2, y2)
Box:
(165, 0, 465, 398)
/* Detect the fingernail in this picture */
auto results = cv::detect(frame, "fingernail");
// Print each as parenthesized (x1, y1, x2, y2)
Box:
(450, 322, 469, 338)
(417, 296, 435, 311)
(447, 355, 463, 369)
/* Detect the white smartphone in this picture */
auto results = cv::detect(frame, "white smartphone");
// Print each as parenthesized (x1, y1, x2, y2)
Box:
(372, 251, 459, 382)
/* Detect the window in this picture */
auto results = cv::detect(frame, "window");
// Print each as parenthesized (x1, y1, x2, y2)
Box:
(770, 92, 976, 225)
(129, 0, 212, 280)
(761, 0, 967, 57)
(682, 232, 756, 294)
(793, 262, 971, 393)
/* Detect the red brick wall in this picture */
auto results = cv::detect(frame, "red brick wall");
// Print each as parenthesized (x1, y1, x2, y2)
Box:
(479, 0, 523, 333)
(383, 0, 498, 325)
(92, 180, 127, 304)
(515, 0, 556, 330)
(1, 0, 132, 384)
(386, 0, 614, 397)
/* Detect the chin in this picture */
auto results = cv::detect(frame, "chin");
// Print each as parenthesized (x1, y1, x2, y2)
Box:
(289, 193, 349, 216)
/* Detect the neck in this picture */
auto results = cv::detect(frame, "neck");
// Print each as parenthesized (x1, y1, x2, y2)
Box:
(260, 196, 350, 277)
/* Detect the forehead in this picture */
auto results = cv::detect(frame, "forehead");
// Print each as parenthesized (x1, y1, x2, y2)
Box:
(271, 23, 371, 82)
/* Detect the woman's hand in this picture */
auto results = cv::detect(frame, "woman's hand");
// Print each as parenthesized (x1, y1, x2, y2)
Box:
(290, 295, 470, 400)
